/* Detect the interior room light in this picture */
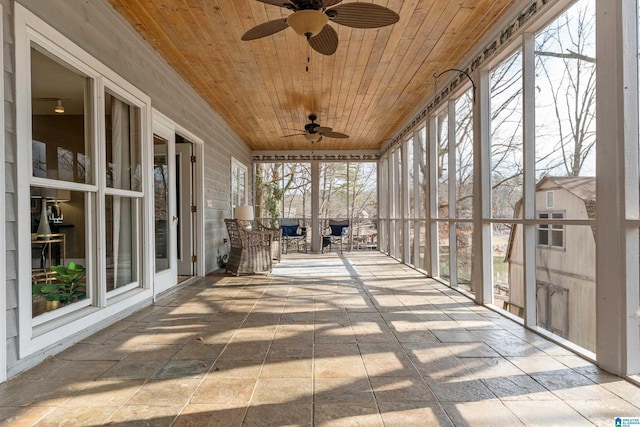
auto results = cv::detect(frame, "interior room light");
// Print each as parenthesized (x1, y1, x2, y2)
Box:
(54, 99, 64, 114)
(287, 10, 328, 38)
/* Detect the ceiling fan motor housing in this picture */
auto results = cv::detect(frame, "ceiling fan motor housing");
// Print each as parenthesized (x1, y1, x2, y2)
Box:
(305, 122, 319, 132)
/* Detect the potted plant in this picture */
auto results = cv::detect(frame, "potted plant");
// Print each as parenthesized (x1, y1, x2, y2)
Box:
(217, 252, 228, 269)
(32, 262, 86, 305)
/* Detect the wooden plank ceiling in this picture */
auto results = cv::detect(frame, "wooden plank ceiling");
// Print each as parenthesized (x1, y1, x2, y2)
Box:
(108, 0, 515, 151)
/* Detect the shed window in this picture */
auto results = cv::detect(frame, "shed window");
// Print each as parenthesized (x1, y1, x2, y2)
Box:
(537, 212, 564, 248)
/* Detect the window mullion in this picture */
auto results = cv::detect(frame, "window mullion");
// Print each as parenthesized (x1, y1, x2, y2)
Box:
(522, 31, 538, 328)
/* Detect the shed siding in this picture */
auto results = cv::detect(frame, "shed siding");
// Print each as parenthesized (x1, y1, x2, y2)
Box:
(509, 185, 596, 351)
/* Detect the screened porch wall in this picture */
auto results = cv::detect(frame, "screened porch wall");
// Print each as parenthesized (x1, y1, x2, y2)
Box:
(377, 0, 639, 376)
(254, 160, 378, 252)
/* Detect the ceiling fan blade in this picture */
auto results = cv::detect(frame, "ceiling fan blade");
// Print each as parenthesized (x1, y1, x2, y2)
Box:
(282, 132, 307, 138)
(322, 131, 349, 139)
(315, 126, 333, 134)
(241, 19, 289, 41)
(255, 0, 297, 9)
(308, 24, 338, 55)
(328, 3, 399, 29)
(321, 0, 343, 7)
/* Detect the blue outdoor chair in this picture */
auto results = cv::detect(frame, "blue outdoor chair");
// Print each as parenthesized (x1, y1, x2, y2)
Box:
(322, 219, 350, 253)
(280, 218, 307, 254)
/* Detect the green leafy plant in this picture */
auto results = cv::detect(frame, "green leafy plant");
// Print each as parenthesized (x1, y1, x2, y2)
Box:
(32, 262, 86, 305)
(217, 253, 228, 268)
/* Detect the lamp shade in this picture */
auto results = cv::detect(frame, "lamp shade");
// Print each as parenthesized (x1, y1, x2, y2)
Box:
(234, 205, 254, 221)
(56, 189, 71, 202)
(287, 10, 328, 37)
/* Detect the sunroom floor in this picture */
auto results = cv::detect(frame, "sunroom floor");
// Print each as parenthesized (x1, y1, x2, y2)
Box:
(1, 251, 639, 426)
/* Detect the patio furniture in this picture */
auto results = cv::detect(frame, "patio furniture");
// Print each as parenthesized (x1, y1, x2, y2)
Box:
(322, 219, 350, 253)
(253, 220, 281, 262)
(224, 219, 272, 275)
(280, 218, 307, 254)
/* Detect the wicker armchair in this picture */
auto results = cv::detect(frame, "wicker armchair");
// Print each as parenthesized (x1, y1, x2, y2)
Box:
(224, 219, 272, 276)
(253, 221, 281, 263)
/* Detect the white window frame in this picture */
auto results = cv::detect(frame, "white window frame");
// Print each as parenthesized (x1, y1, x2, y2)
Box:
(231, 157, 248, 213)
(153, 109, 206, 279)
(546, 190, 554, 208)
(101, 84, 149, 301)
(537, 212, 565, 249)
(15, 4, 153, 358)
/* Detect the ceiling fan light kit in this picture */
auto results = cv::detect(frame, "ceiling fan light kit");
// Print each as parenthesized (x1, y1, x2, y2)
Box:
(287, 10, 328, 37)
(304, 133, 322, 143)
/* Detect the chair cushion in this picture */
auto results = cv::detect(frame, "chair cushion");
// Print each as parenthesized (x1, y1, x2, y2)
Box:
(281, 225, 299, 236)
(330, 225, 346, 236)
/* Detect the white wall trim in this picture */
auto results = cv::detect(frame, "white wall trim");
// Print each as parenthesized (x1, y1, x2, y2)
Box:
(252, 150, 380, 162)
(0, 3, 6, 383)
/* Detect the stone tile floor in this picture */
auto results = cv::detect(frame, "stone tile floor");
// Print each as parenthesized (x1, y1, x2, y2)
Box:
(1, 252, 639, 426)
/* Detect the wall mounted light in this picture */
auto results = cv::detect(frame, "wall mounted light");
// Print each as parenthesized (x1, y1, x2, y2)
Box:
(54, 99, 64, 114)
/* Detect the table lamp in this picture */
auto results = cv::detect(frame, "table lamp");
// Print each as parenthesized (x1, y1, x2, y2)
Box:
(234, 205, 254, 228)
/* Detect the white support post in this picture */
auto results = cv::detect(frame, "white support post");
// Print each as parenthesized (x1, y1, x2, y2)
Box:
(377, 157, 384, 254)
(472, 68, 493, 304)
(427, 115, 439, 276)
(413, 128, 423, 268)
(448, 100, 458, 287)
(311, 161, 321, 253)
(389, 149, 397, 257)
(401, 140, 410, 263)
(0, 3, 6, 383)
(522, 31, 537, 328)
(595, 0, 640, 376)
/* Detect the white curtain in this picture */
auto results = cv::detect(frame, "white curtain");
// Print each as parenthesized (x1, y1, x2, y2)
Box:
(111, 97, 134, 287)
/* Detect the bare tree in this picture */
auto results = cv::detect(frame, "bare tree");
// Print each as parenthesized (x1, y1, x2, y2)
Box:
(283, 163, 311, 219)
(447, 0, 597, 220)
(534, 0, 596, 177)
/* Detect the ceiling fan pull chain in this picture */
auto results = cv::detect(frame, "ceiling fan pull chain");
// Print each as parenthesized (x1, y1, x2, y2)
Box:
(306, 42, 310, 73)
